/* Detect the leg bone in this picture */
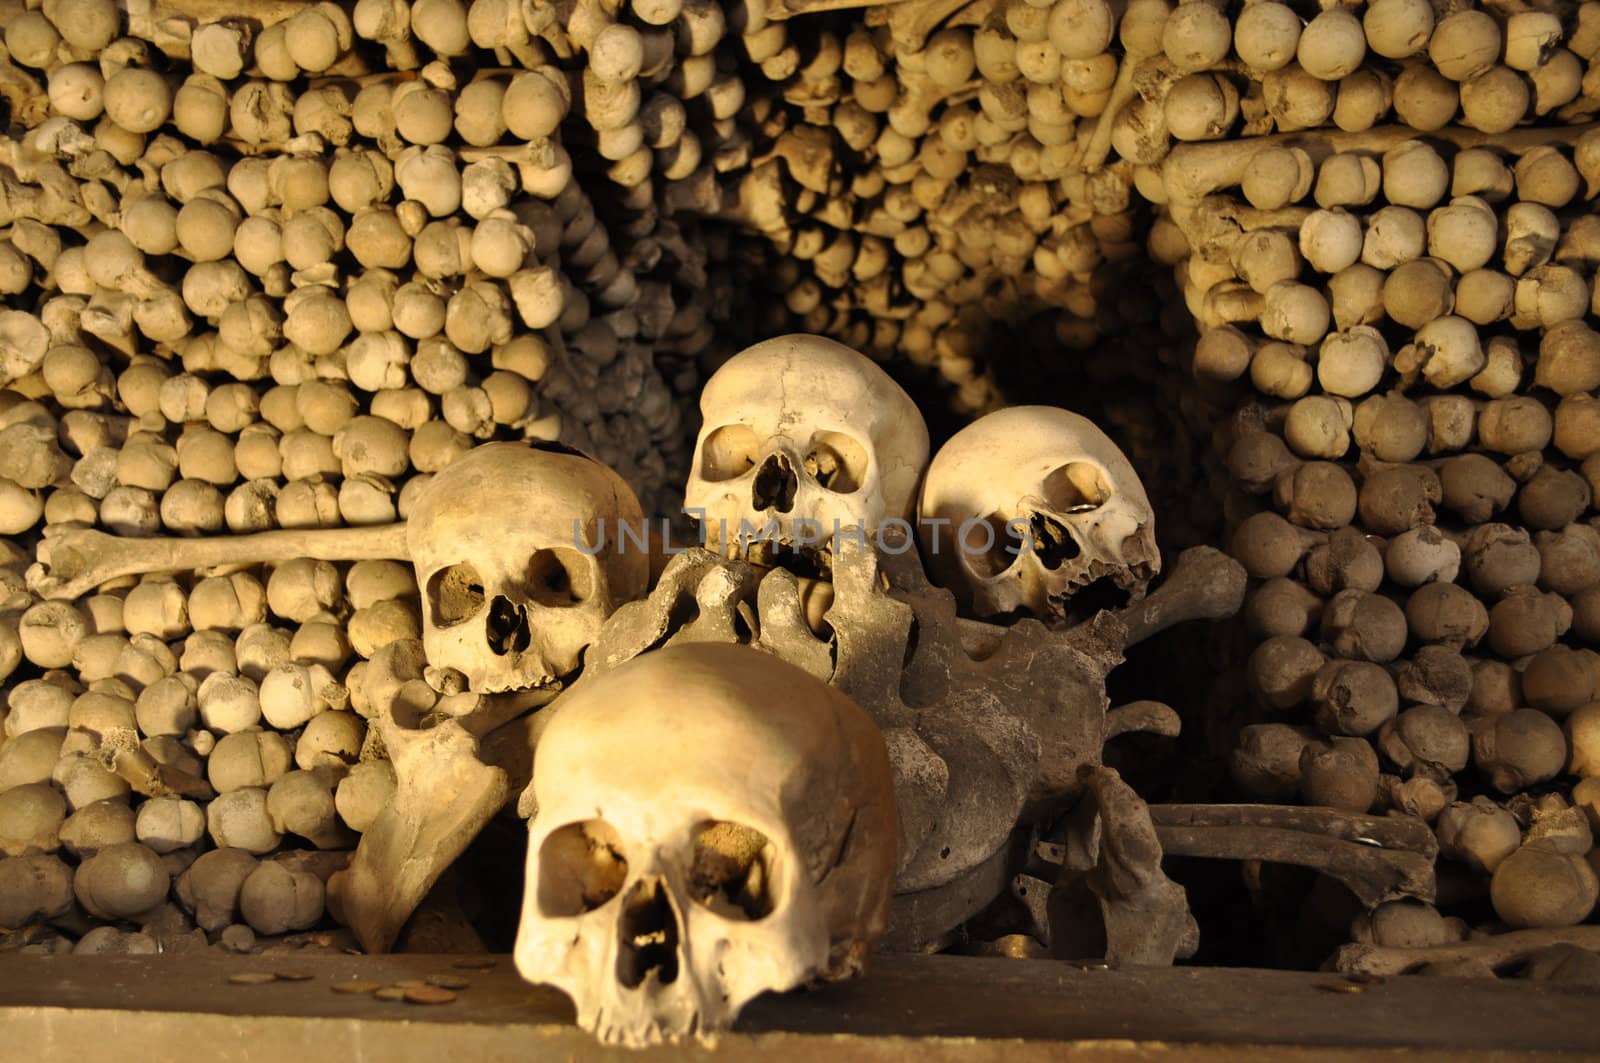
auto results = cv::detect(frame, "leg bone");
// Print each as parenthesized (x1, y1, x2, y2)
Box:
(1334, 927, 1600, 978)
(1111, 545, 1247, 649)
(1149, 804, 1437, 908)
(27, 523, 409, 601)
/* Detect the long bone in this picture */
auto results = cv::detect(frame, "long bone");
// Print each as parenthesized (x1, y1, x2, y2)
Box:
(1109, 544, 1248, 649)
(1147, 804, 1438, 908)
(1333, 926, 1600, 978)
(28, 523, 411, 602)
(1163, 121, 1600, 239)
(329, 638, 548, 955)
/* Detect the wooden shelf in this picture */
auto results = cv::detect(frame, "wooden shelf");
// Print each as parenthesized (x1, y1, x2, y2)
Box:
(2, 952, 1597, 1059)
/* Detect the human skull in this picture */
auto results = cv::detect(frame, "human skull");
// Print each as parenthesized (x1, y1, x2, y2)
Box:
(684, 334, 929, 568)
(514, 641, 896, 1046)
(917, 406, 1159, 622)
(407, 442, 648, 693)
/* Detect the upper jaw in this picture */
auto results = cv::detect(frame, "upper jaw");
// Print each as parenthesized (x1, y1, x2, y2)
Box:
(702, 519, 838, 580)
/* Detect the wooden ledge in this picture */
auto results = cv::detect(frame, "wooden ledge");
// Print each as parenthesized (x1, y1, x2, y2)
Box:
(1, 952, 1596, 1059)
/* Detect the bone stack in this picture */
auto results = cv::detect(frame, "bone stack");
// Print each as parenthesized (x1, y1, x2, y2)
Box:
(710, 0, 1208, 426)
(0, 0, 748, 952)
(1154, 8, 1600, 962)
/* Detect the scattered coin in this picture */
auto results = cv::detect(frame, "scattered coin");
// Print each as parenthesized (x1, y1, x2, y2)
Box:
(374, 986, 409, 1001)
(227, 972, 278, 985)
(1345, 972, 1386, 985)
(331, 981, 382, 995)
(405, 985, 459, 1005)
(274, 971, 315, 982)
(426, 974, 471, 990)
(1316, 981, 1367, 994)
(452, 957, 498, 970)
(395, 979, 430, 989)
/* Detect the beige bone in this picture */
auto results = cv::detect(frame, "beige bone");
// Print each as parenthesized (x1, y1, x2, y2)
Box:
(1334, 926, 1600, 977)
(27, 523, 409, 601)
(1110, 545, 1248, 648)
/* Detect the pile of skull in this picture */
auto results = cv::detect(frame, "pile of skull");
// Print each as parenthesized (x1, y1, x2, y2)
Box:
(9, 330, 1287, 1045)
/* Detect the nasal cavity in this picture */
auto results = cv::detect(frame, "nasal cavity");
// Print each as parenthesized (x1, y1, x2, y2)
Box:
(752, 453, 798, 513)
(616, 878, 680, 988)
(486, 594, 532, 655)
(1032, 513, 1082, 571)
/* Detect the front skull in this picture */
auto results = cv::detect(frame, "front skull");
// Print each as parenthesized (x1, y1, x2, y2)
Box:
(515, 642, 896, 1046)
(407, 442, 648, 693)
(684, 334, 929, 567)
(918, 406, 1159, 622)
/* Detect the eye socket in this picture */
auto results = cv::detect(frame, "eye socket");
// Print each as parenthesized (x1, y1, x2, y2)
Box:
(804, 430, 868, 493)
(538, 819, 629, 917)
(689, 820, 777, 921)
(699, 424, 760, 482)
(427, 562, 486, 627)
(1042, 462, 1112, 513)
(960, 512, 1025, 579)
(526, 547, 595, 607)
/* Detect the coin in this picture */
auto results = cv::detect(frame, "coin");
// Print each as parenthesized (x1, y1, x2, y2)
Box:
(274, 971, 314, 982)
(331, 981, 382, 995)
(404, 985, 459, 1005)
(426, 974, 470, 990)
(1316, 981, 1367, 994)
(374, 986, 408, 1001)
(227, 972, 278, 985)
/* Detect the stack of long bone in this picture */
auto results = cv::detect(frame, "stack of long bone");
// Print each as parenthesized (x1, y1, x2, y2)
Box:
(1151, 9, 1600, 976)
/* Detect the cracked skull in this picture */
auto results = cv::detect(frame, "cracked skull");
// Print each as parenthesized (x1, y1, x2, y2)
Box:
(514, 641, 896, 1047)
(917, 406, 1159, 622)
(407, 442, 648, 693)
(684, 334, 929, 569)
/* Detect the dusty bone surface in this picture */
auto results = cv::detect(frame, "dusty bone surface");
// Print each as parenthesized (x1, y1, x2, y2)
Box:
(565, 519, 1243, 951)
(2, 0, 1600, 1025)
(514, 640, 896, 1047)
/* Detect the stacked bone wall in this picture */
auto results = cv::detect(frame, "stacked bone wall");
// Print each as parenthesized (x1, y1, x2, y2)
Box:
(1159, 6, 1600, 957)
(0, 0, 1597, 972)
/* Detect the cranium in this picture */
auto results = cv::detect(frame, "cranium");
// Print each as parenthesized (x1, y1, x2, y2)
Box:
(514, 641, 896, 1046)
(683, 334, 929, 570)
(917, 406, 1159, 622)
(407, 441, 648, 693)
